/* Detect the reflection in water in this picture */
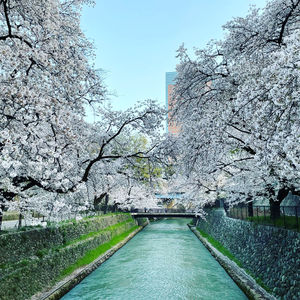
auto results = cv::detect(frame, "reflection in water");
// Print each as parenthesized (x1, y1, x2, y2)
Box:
(62, 219, 247, 300)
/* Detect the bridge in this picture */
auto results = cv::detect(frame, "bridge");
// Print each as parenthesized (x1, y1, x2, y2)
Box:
(130, 208, 196, 218)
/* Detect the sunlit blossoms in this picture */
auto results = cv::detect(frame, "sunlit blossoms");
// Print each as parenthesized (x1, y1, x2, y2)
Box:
(0, 0, 165, 221)
(171, 0, 300, 217)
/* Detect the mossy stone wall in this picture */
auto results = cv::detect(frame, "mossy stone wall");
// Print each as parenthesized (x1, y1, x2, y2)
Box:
(0, 214, 138, 300)
(197, 209, 300, 300)
(0, 214, 130, 265)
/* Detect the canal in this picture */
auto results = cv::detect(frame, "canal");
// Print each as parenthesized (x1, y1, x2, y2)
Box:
(62, 219, 247, 300)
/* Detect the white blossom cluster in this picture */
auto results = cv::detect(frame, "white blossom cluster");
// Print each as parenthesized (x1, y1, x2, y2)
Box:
(171, 0, 300, 211)
(0, 0, 164, 220)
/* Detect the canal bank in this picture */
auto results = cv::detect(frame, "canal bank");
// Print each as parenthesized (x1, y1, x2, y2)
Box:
(0, 213, 146, 300)
(188, 225, 276, 300)
(62, 218, 248, 300)
(194, 209, 300, 299)
(36, 223, 148, 300)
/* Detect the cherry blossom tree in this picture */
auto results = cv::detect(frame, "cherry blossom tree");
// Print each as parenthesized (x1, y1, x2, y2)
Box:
(0, 0, 104, 205)
(0, 0, 165, 227)
(171, 0, 300, 218)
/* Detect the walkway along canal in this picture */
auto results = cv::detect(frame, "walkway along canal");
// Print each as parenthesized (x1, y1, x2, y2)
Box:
(62, 219, 247, 299)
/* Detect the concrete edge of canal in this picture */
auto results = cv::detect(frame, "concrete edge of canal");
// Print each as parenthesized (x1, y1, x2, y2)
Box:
(188, 225, 277, 300)
(35, 222, 148, 300)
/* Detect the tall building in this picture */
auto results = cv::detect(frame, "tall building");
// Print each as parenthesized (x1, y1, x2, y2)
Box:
(165, 72, 180, 135)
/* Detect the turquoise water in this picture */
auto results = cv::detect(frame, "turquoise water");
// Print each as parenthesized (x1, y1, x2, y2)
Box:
(62, 219, 247, 300)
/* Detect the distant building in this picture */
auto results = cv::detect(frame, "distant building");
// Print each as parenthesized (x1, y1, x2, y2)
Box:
(165, 72, 180, 135)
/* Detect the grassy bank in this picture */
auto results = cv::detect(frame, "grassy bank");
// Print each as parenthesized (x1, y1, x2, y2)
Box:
(63, 218, 134, 247)
(247, 215, 299, 231)
(59, 225, 139, 279)
(0, 213, 139, 300)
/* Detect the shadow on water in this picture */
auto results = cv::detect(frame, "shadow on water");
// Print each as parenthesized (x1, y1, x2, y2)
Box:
(62, 218, 248, 300)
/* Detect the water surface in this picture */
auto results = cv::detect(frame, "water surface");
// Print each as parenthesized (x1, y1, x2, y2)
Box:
(62, 219, 247, 300)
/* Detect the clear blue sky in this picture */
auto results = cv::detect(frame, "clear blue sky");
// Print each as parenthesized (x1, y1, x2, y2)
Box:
(81, 0, 268, 114)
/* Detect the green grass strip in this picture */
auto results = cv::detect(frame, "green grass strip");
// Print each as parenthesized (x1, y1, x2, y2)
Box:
(64, 218, 134, 247)
(197, 228, 242, 267)
(196, 228, 271, 293)
(59, 225, 139, 279)
(246, 216, 299, 231)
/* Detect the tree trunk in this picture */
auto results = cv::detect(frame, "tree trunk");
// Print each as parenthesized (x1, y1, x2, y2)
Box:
(0, 204, 5, 231)
(247, 201, 253, 217)
(18, 213, 22, 229)
(113, 203, 118, 212)
(0, 212, 2, 231)
(103, 194, 109, 214)
(270, 187, 289, 219)
(93, 193, 106, 211)
(270, 199, 281, 219)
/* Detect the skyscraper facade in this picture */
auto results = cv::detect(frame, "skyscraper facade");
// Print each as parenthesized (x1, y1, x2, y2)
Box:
(165, 72, 180, 135)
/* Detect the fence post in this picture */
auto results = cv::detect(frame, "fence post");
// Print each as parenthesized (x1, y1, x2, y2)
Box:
(0, 211, 2, 232)
(264, 206, 266, 222)
(283, 206, 286, 229)
(256, 207, 259, 223)
(295, 206, 299, 232)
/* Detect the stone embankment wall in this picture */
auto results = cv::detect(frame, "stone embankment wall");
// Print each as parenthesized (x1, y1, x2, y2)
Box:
(0, 214, 144, 300)
(196, 209, 300, 300)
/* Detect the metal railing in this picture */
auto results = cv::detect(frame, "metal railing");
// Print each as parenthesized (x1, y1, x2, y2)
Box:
(0, 206, 196, 232)
(125, 208, 193, 214)
(0, 208, 116, 231)
(227, 205, 300, 232)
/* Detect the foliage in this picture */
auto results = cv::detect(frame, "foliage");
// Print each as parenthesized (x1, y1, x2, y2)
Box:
(2, 211, 21, 221)
(106, 134, 165, 210)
